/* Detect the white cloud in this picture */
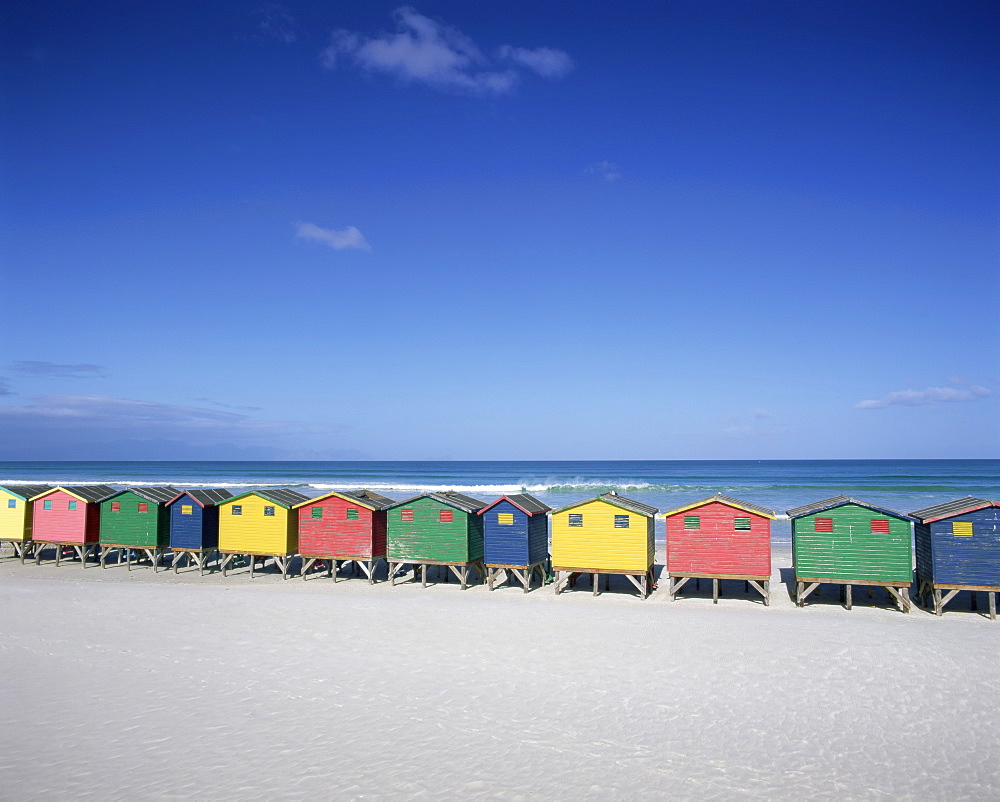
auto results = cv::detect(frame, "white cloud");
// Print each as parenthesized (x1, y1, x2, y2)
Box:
(12, 361, 108, 378)
(497, 45, 574, 79)
(855, 385, 993, 410)
(585, 161, 622, 182)
(322, 7, 571, 95)
(294, 221, 371, 251)
(256, 3, 297, 43)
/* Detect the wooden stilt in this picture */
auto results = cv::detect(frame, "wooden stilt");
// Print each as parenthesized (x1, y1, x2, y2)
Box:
(713, 578, 719, 604)
(845, 584, 852, 610)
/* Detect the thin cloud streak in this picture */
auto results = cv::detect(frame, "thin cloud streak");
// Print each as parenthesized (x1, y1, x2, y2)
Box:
(586, 161, 622, 182)
(322, 7, 572, 95)
(855, 385, 993, 409)
(12, 361, 109, 378)
(294, 221, 371, 251)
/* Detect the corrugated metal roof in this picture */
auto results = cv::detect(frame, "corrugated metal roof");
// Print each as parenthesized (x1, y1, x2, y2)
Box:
(0, 485, 52, 500)
(167, 488, 233, 507)
(786, 494, 910, 520)
(909, 496, 998, 522)
(223, 488, 312, 508)
(552, 492, 658, 517)
(107, 486, 180, 505)
(60, 485, 117, 503)
(387, 491, 488, 513)
(479, 493, 552, 515)
(339, 489, 398, 510)
(660, 493, 776, 519)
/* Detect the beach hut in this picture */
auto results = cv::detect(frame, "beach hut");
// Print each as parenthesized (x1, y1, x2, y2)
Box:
(28, 485, 115, 566)
(787, 495, 914, 612)
(216, 488, 310, 578)
(550, 491, 657, 598)
(165, 488, 233, 574)
(98, 486, 179, 570)
(293, 489, 396, 583)
(660, 494, 776, 605)
(910, 496, 1000, 619)
(478, 494, 551, 592)
(0, 485, 52, 561)
(384, 492, 488, 589)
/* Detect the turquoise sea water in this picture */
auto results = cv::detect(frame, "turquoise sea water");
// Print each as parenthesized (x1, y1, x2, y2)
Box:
(2, 460, 997, 543)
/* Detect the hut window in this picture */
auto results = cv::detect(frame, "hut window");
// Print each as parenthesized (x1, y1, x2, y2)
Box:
(614, 515, 630, 528)
(952, 521, 974, 537)
(683, 516, 700, 530)
(110, 502, 120, 512)
(734, 517, 751, 530)
(311, 507, 323, 519)
(439, 510, 453, 523)
(181, 505, 193, 515)
(232, 505, 243, 516)
(7, 499, 15, 509)
(43, 500, 52, 510)
(347, 508, 359, 520)
(568, 513, 583, 527)
(870, 519, 890, 533)
(68, 501, 77, 511)
(401, 509, 414, 521)
(264, 506, 275, 516)
(497, 512, 514, 525)
(814, 518, 833, 532)
(137, 503, 148, 513)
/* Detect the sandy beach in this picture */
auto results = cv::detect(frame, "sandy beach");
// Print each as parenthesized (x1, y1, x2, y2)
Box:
(1, 546, 998, 800)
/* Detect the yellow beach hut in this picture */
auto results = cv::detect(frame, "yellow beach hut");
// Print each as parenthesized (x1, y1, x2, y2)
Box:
(551, 491, 658, 598)
(0, 485, 52, 561)
(216, 488, 311, 578)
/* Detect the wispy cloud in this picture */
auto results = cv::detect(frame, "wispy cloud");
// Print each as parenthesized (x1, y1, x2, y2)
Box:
(321, 7, 572, 95)
(0, 378, 12, 396)
(11, 361, 109, 378)
(855, 385, 993, 409)
(294, 221, 371, 251)
(255, 3, 297, 43)
(585, 161, 622, 182)
(193, 397, 264, 412)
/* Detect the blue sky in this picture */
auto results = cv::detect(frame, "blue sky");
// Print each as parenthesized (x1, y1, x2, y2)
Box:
(1, 0, 997, 460)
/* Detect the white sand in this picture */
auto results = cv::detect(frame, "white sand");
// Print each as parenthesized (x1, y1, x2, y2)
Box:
(1, 547, 998, 800)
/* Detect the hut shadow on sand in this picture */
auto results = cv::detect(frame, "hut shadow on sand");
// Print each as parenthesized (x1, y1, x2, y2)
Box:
(777, 567, 913, 613)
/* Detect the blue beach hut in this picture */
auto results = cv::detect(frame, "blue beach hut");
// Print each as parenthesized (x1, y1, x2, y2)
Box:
(478, 494, 551, 592)
(166, 489, 233, 573)
(910, 496, 1000, 619)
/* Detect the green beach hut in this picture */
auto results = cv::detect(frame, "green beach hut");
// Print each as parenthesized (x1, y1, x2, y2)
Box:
(385, 492, 488, 589)
(99, 486, 179, 570)
(787, 495, 914, 612)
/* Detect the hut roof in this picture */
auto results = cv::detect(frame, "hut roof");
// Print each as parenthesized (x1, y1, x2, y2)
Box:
(223, 488, 312, 508)
(786, 494, 911, 521)
(293, 488, 397, 510)
(552, 491, 658, 518)
(105, 486, 179, 505)
(660, 493, 777, 519)
(478, 493, 552, 516)
(30, 485, 116, 503)
(166, 488, 234, 507)
(0, 484, 52, 500)
(908, 496, 999, 523)
(387, 491, 488, 514)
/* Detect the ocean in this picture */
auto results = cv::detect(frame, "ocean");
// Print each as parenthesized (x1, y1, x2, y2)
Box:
(2, 459, 997, 543)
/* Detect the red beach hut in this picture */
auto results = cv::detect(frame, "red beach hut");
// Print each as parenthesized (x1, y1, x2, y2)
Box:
(661, 494, 776, 604)
(29, 485, 115, 567)
(293, 489, 396, 583)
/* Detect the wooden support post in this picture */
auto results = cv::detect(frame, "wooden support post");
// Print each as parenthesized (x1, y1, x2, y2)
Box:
(592, 573, 599, 597)
(713, 578, 719, 604)
(989, 592, 996, 621)
(934, 588, 943, 616)
(421, 564, 427, 588)
(845, 584, 852, 610)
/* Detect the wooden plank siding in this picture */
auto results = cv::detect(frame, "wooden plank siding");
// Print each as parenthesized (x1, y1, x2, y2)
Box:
(30, 489, 103, 544)
(100, 491, 172, 548)
(792, 503, 913, 584)
(218, 494, 299, 555)
(386, 497, 484, 563)
(664, 500, 771, 578)
(551, 499, 654, 573)
(915, 507, 1000, 587)
(296, 496, 386, 559)
(168, 494, 220, 551)
(481, 499, 549, 566)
